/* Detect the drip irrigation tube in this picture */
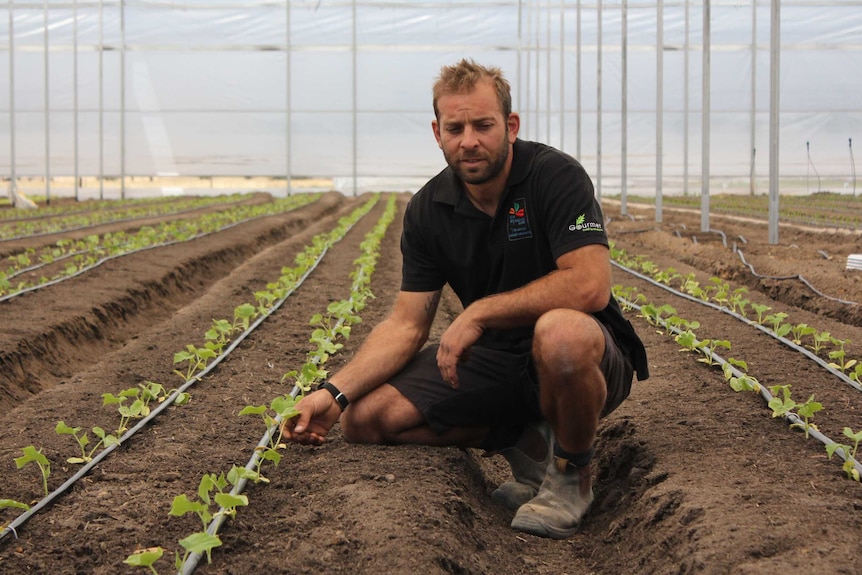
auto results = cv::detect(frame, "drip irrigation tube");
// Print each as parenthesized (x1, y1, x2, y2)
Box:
(612, 260, 862, 394)
(0, 201, 364, 543)
(0, 198, 317, 303)
(734, 248, 859, 306)
(0, 197, 247, 243)
(610, 224, 859, 307)
(618, 295, 862, 479)
(180, 197, 396, 575)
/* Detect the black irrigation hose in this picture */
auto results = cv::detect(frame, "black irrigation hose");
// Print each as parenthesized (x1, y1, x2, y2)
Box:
(0, 205, 363, 543)
(610, 225, 859, 307)
(617, 295, 862, 479)
(0, 197, 247, 243)
(612, 260, 862, 395)
(179, 198, 395, 575)
(733, 248, 860, 306)
(0, 204, 311, 304)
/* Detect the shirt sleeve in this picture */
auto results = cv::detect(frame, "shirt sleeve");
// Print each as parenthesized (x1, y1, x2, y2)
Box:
(536, 156, 609, 260)
(400, 196, 446, 293)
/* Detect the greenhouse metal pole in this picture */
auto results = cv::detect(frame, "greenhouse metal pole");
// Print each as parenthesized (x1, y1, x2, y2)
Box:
(684, 0, 689, 196)
(8, 0, 15, 199)
(700, 0, 711, 233)
(517, 0, 522, 122)
(547, 4, 553, 143)
(768, 0, 780, 244)
(120, 0, 126, 199)
(525, 1, 532, 140)
(576, 0, 581, 159)
(98, 0, 104, 200)
(351, 0, 357, 197)
(546, 3, 551, 144)
(596, 0, 602, 201)
(621, 0, 628, 215)
(750, 0, 757, 195)
(560, 0, 564, 149)
(74, 0, 79, 201)
(44, 0, 51, 204)
(285, 0, 292, 196)
(656, 0, 664, 223)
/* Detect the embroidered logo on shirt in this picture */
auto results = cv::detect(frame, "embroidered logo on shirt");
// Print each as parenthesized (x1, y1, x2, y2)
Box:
(507, 199, 532, 241)
(569, 213, 604, 232)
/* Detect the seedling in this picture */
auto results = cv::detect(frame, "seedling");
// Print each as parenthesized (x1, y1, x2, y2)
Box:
(750, 302, 772, 324)
(173, 344, 218, 383)
(55, 421, 118, 464)
(233, 302, 258, 332)
(792, 395, 824, 439)
(722, 358, 761, 392)
(790, 323, 817, 346)
(14, 446, 51, 497)
(123, 546, 164, 575)
(826, 427, 862, 482)
(696, 338, 731, 366)
(764, 312, 789, 333)
(827, 337, 857, 373)
(808, 330, 832, 355)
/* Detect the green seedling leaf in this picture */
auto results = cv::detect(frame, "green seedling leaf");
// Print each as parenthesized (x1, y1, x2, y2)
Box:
(239, 405, 267, 417)
(124, 546, 164, 573)
(213, 492, 248, 509)
(54, 421, 81, 436)
(179, 532, 222, 563)
(15, 445, 51, 496)
(169, 493, 202, 515)
(0, 499, 30, 511)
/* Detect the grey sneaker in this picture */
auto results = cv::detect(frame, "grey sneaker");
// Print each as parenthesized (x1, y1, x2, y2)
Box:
(510, 456, 594, 539)
(490, 421, 553, 512)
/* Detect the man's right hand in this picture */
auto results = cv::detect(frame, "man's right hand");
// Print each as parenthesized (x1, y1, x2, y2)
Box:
(281, 390, 343, 446)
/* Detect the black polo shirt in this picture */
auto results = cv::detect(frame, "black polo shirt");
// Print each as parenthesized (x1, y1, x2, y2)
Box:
(401, 139, 648, 379)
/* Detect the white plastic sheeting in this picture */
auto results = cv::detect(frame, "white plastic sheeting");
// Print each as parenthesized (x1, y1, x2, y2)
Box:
(1, 0, 861, 195)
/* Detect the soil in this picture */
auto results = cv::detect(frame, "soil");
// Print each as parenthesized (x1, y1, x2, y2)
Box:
(0, 192, 860, 575)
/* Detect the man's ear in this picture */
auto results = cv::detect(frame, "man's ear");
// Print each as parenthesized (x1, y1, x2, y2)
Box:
(507, 112, 520, 143)
(432, 120, 443, 148)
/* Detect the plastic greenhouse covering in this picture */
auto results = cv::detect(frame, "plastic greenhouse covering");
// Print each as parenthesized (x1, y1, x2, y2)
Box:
(1, 0, 861, 196)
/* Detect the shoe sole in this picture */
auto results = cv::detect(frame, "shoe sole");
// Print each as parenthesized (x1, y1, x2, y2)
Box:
(510, 514, 581, 539)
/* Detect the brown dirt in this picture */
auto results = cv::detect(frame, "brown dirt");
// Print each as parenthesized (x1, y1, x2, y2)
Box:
(0, 192, 860, 575)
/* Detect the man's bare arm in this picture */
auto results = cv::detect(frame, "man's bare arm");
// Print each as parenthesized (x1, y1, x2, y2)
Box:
(327, 289, 441, 401)
(437, 244, 610, 387)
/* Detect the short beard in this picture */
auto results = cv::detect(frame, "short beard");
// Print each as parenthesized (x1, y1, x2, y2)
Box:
(445, 138, 510, 186)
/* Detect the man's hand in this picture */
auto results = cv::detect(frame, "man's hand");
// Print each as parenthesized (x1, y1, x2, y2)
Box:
(436, 311, 484, 388)
(281, 390, 343, 446)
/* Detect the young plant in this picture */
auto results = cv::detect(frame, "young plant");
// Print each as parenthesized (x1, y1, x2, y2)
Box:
(750, 302, 772, 324)
(826, 427, 862, 482)
(827, 337, 857, 373)
(172, 344, 218, 383)
(696, 338, 731, 366)
(808, 330, 832, 355)
(789, 323, 817, 346)
(722, 358, 761, 392)
(55, 421, 119, 464)
(14, 446, 51, 497)
(123, 546, 165, 575)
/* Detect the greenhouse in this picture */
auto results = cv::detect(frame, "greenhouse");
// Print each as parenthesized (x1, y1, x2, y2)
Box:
(1, 3, 862, 575)
(3, 0, 861, 201)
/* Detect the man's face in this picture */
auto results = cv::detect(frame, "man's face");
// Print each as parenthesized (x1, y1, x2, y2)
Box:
(432, 81, 519, 187)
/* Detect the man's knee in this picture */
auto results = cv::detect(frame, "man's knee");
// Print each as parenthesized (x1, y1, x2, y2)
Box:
(533, 309, 604, 367)
(340, 385, 423, 445)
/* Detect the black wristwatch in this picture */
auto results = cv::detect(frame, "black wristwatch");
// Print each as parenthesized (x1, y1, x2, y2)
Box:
(317, 380, 349, 412)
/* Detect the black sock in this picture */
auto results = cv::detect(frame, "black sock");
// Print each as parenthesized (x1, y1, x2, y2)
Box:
(553, 442, 594, 468)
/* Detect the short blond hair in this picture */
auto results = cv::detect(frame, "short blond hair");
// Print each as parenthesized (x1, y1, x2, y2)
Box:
(432, 58, 512, 121)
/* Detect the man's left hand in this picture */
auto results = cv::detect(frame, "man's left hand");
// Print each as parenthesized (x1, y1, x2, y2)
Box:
(436, 312, 484, 388)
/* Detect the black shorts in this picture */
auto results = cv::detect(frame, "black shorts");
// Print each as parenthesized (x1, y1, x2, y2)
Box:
(389, 320, 634, 448)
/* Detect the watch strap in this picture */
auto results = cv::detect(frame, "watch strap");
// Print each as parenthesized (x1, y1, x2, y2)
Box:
(317, 380, 349, 411)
